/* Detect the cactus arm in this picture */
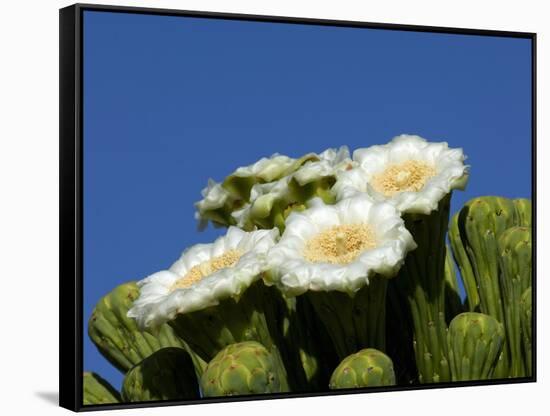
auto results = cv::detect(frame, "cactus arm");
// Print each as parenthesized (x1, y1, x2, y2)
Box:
(88, 282, 191, 374)
(513, 198, 532, 227)
(449, 212, 480, 311)
(498, 226, 532, 377)
(520, 287, 533, 375)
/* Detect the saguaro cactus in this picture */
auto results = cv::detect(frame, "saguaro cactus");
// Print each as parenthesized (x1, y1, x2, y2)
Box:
(88, 282, 191, 373)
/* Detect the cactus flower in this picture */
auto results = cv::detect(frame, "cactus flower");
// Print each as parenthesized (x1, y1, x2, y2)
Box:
(334, 134, 468, 214)
(267, 194, 415, 296)
(230, 147, 353, 231)
(266, 194, 415, 359)
(128, 227, 278, 329)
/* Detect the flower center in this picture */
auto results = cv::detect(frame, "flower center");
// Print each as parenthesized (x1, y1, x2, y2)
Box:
(303, 224, 377, 265)
(371, 160, 436, 196)
(171, 249, 243, 290)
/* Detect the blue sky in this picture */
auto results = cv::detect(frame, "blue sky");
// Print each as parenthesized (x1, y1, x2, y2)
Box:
(82, 10, 532, 391)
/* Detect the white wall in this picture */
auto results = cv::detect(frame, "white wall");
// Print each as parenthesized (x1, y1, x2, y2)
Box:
(0, 0, 547, 414)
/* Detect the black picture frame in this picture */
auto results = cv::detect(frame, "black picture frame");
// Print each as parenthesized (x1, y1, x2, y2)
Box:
(59, 3, 537, 412)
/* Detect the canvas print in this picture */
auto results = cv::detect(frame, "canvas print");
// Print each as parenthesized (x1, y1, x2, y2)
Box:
(77, 7, 533, 408)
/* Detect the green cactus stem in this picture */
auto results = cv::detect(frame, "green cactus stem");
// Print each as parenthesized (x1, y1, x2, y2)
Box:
(447, 312, 504, 381)
(449, 212, 480, 312)
(83, 372, 121, 405)
(329, 348, 396, 389)
(498, 226, 532, 377)
(278, 295, 338, 391)
(306, 275, 388, 361)
(88, 282, 203, 375)
(200, 341, 283, 397)
(393, 194, 452, 383)
(448, 196, 521, 379)
(168, 280, 291, 392)
(513, 198, 532, 227)
(520, 287, 532, 376)
(386, 278, 418, 385)
(121, 348, 200, 402)
(444, 244, 464, 324)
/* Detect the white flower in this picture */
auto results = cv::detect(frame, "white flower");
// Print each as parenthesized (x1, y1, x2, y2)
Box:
(229, 147, 353, 230)
(127, 227, 279, 329)
(292, 146, 355, 186)
(266, 195, 416, 296)
(334, 135, 468, 214)
(194, 179, 234, 228)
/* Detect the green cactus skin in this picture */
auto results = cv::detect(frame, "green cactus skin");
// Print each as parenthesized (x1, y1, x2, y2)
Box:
(329, 348, 396, 389)
(447, 313, 504, 381)
(168, 280, 291, 392)
(498, 226, 532, 377)
(520, 287, 532, 376)
(83, 372, 121, 405)
(393, 194, 452, 383)
(88, 281, 196, 374)
(444, 244, 464, 324)
(276, 295, 338, 391)
(200, 341, 282, 397)
(448, 196, 524, 379)
(121, 348, 200, 402)
(306, 275, 387, 362)
(386, 278, 418, 385)
(449, 211, 480, 312)
(513, 198, 532, 227)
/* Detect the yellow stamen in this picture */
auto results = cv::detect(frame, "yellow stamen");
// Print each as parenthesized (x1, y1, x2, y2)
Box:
(303, 224, 377, 265)
(171, 249, 242, 290)
(371, 160, 436, 196)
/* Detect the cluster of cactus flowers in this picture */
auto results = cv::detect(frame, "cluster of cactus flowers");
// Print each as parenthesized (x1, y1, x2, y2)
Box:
(84, 135, 533, 405)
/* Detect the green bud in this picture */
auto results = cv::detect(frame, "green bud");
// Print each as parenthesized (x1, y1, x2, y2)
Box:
(200, 341, 282, 397)
(447, 312, 504, 381)
(329, 348, 396, 389)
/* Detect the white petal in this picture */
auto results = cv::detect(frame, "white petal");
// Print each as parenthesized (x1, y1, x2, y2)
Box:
(340, 134, 468, 214)
(128, 227, 279, 329)
(267, 195, 416, 295)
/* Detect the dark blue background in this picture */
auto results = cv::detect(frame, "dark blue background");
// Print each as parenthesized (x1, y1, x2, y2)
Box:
(83, 10, 532, 390)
